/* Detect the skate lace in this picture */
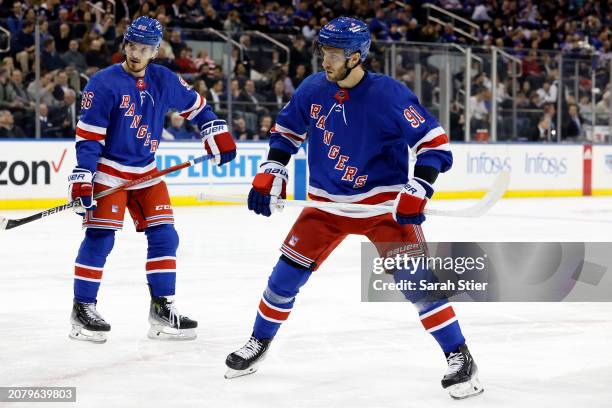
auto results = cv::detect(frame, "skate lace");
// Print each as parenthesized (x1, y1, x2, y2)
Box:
(165, 301, 181, 329)
(83, 303, 105, 323)
(235, 338, 262, 360)
(446, 352, 465, 376)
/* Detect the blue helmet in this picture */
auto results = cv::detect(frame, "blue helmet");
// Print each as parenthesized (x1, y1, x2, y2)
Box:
(317, 17, 371, 62)
(124, 16, 163, 47)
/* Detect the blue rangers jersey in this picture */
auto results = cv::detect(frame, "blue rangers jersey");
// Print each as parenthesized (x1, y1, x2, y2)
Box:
(75, 63, 218, 189)
(269, 71, 453, 218)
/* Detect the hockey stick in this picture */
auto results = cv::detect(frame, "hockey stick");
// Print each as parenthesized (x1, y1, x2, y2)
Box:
(0, 154, 215, 231)
(198, 171, 510, 218)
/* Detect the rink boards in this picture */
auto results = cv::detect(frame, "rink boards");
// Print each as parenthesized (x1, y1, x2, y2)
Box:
(0, 140, 611, 209)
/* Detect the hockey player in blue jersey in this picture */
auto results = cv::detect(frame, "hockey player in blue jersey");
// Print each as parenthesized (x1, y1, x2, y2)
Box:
(68, 17, 236, 343)
(225, 17, 483, 399)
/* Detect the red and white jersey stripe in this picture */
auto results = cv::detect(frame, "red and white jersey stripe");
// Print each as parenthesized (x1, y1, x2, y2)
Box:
(76, 120, 106, 145)
(180, 94, 206, 121)
(270, 123, 307, 149)
(94, 157, 160, 190)
(413, 126, 450, 156)
(307, 184, 403, 218)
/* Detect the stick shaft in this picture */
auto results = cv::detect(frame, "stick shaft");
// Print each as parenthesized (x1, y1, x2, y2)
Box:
(1, 154, 214, 230)
(199, 171, 510, 218)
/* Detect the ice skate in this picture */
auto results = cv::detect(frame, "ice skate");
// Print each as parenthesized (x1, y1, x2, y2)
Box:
(147, 294, 197, 340)
(69, 301, 111, 344)
(225, 335, 272, 379)
(441, 344, 484, 399)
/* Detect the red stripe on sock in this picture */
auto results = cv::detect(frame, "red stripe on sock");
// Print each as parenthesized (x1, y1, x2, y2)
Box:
(75, 266, 103, 280)
(421, 306, 456, 330)
(258, 299, 291, 321)
(146, 259, 176, 271)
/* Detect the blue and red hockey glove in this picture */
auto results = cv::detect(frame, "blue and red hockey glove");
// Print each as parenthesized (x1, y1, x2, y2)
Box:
(68, 167, 97, 216)
(200, 119, 237, 165)
(248, 161, 288, 217)
(392, 177, 434, 225)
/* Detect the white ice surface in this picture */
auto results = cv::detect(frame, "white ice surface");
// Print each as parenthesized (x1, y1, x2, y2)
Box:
(1, 197, 611, 407)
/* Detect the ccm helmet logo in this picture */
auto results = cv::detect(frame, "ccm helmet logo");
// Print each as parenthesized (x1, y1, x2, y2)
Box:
(155, 205, 172, 210)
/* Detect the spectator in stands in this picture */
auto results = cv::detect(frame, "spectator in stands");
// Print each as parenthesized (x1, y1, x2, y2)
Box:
(41, 38, 67, 72)
(11, 20, 35, 73)
(28, 71, 61, 109)
(62, 40, 88, 73)
(169, 30, 187, 58)
(164, 112, 198, 140)
(193, 49, 216, 72)
(55, 23, 73, 54)
(175, 47, 198, 74)
(238, 79, 266, 115)
(155, 46, 181, 71)
(266, 79, 289, 117)
(255, 114, 273, 141)
(289, 37, 310, 77)
(536, 80, 558, 107)
(223, 10, 243, 33)
(0, 110, 25, 138)
(207, 79, 225, 112)
(0, 68, 19, 110)
(469, 87, 491, 135)
(193, 79, 208, 97)
(116, 0, 139, 23)
(302, 16, 319, 41)
(531, 102, 557, 142)
(233, 116, 253, 141)
(563, 104, 587, 140)
(7, 1, 24, 35)
(85, 39, 110, 72)
(7, 69, 32, 110)
(293, 64, 308, 88)
(34, 103, 62, 138)
(50, 88, 78, 135)
(202, 4, 223, 30)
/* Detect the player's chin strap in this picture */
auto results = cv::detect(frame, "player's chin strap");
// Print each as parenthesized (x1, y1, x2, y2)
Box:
(339, 56, 360, 81)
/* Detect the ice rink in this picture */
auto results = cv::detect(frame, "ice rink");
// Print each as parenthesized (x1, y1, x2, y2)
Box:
(1, 196, 611, 407)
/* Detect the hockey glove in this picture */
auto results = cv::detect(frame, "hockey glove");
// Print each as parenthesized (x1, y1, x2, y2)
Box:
(68, 167, 97, 216)
(393, 177, 434, 225)
(248, 161, 288, 217)
(200, 119, 237, 166)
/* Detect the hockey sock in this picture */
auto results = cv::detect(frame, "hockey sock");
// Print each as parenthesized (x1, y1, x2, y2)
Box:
(74, 228, 115, 303)
(145, 224, 179, 297)
(417, 300, 466, 353)
(253, 256, 311, 339)
(393, 265, 466, 353)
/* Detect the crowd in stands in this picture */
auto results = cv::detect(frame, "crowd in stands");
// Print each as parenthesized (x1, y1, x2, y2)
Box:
(0, 0, 610, 142)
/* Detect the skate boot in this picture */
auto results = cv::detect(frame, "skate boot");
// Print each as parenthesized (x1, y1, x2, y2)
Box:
(225, 334, 272, 379)
(69, 301, 111, 344)
(441, 343, 484, 399)
(147, 294, 197, 340)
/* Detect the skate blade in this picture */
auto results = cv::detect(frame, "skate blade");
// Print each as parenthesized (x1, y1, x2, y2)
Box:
(147, 326, 197, 341)
(224, 365, 259, 379)
(448, 376, 484, 400)
(69, 326, 107, 344)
